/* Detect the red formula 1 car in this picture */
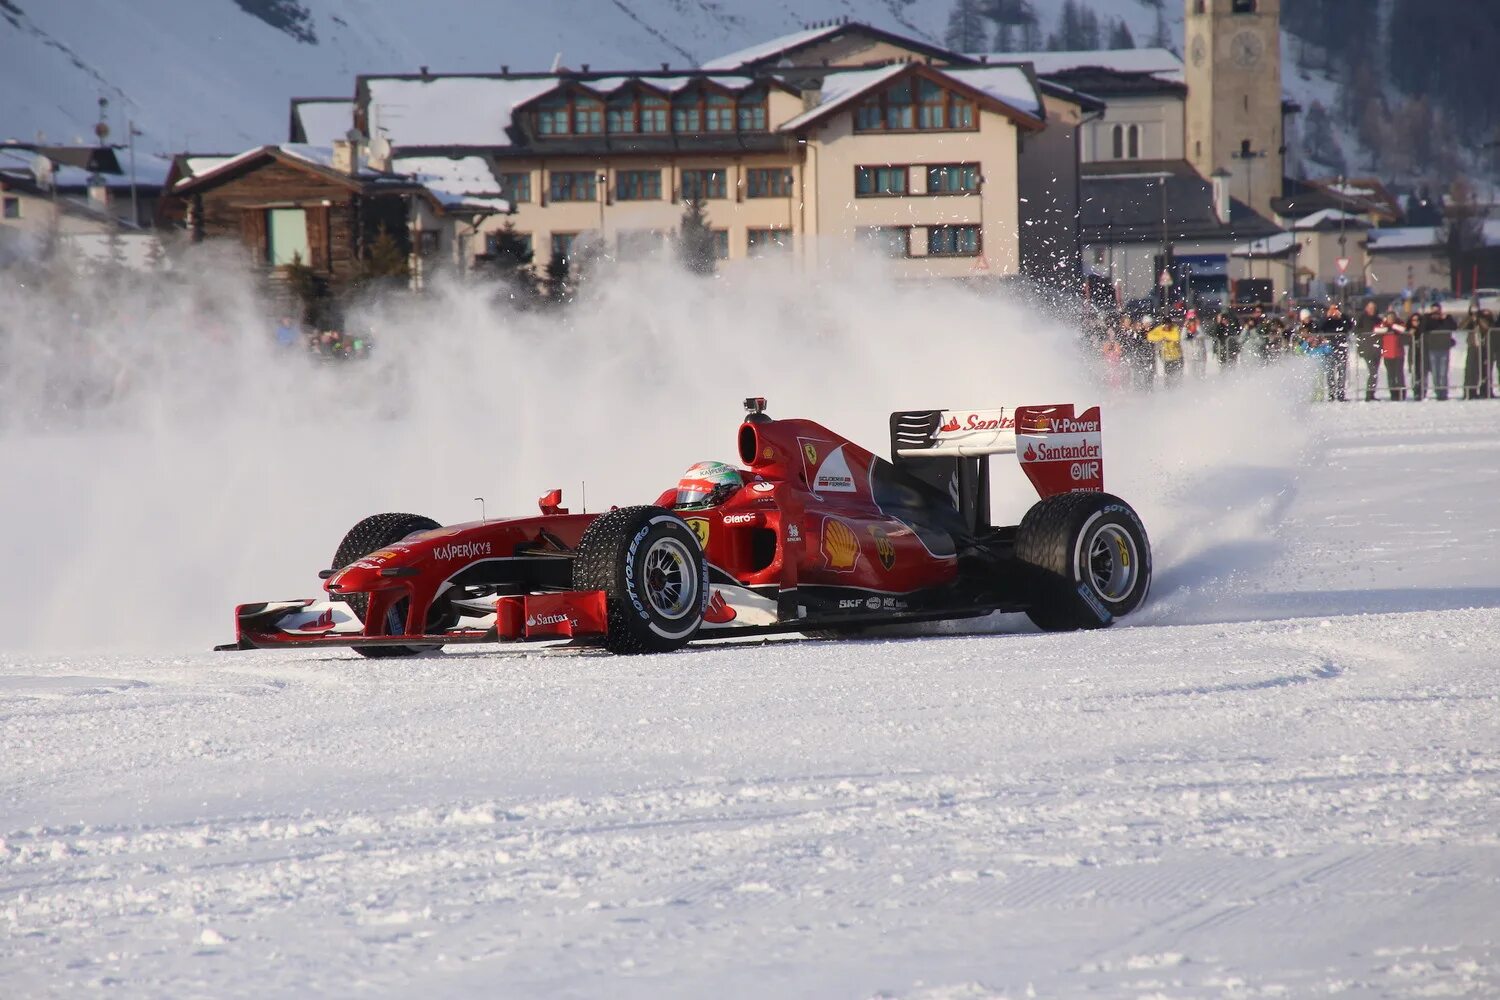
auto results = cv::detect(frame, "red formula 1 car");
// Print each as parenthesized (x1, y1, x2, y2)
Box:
(218, 399, 1151, 656)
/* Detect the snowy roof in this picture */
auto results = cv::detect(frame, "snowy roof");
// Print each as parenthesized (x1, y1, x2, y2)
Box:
(941, 66, 1044, 119)
(1233, 231, 1298, 257)
(391, 154, 508, 212)
(776, 64, 908, 132)
(1292, 208, 1367, 230)
(364, 74, 767, 148)
(990, 47, 1184, 83)
(1365, 226, 1441, 251)
(293, 99, 354, 147)
(184, 155, 235, 178)
(173, 144, 403, 191)
(366, 77, 559, 148)
(701, 24, 844, 71)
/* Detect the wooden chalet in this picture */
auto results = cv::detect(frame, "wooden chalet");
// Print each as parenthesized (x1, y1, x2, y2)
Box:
(166, 144, 431, 287)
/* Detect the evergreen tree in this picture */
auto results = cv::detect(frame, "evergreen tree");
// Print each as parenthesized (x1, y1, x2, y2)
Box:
(1301, 100, 1346, 173)
(354, 223, 410, 297)
(1107, 18, 1135, 49)
(476, 219, 538, 303)
(1439, 178, 1486, 294)
(542, 253, 570, 305)
(1149, 1, 1171, 50)
(944, 0, 990, 53)
(677, 197, 717, 276)
(989, 0, 1038, 53)
(283, 251, 333, 328)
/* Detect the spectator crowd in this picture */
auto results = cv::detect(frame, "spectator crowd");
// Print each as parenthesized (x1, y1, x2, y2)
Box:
(274, 316, 374, 362)
(1087, 298, 1500, 402)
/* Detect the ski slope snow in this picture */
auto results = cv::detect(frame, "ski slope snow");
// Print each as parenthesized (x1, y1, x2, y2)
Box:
(3, 395, 1499, 997)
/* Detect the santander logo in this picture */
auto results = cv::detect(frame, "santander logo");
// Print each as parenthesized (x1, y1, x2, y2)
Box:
(939, 411, 1015, 435)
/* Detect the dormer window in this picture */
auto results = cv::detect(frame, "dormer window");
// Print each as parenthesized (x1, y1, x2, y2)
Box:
(705, 93, 735, 132)
(854, 76, 976, 133)
(535, 91, 603, 136)
(738, 88, 768, 131)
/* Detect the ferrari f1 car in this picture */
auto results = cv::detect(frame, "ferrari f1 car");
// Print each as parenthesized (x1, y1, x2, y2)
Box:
(219, 399, 1151, 656)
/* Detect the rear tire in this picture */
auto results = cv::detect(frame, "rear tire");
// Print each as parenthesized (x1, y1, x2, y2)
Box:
(331, 512, 442, 658)
(1015, 493, 1151, 632)
(572, 506, 707, 654)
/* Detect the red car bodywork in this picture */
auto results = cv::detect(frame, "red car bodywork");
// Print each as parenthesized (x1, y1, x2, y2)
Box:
(223, 403, 1107, 652)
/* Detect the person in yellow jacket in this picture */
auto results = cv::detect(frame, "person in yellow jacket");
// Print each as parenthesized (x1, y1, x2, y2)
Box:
(1147, 312, 1186, 388)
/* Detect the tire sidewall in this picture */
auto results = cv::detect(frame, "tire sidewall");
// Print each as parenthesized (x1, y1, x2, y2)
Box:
(1069, 500, 1151, 619)
(621, 514, 709, 642)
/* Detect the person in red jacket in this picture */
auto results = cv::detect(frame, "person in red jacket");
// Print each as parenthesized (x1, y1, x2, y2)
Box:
(1376, 311, 1408, 401)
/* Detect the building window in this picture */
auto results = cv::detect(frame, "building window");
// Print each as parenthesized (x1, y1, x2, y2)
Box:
(856, 165, 909, 197)
(1112, 125, 1124, 159)
(681, 168, 727, 200)
(617, 229, 667, 258)
(672, 94, 703, 132)
(1232, 0, 1256, 12)
(746, 167, 793, 198)
(485, 230, 532, 257)
(705, 93, 735, 132)
(1194, 0, 1206, 12)
(926, 163, 980, 195)
(1127, 124, 1141, 159)
(575, 97, 604, 135)
(927, 225, 981, 257)
(549, 171, 598, 202)
(711, 229, 730, 260)
(2, 196, 18, 219)
(499, 172, 531, 203)
(641, 97, 668, 133)
(738, 91, 768, 131)
(607, 96, 638, 134)
(550, 232, 578, 264)
(266, 207, 309, 266)
(855, 77, 975, 133)
(536, 92, 604, 135)
(747, 228, 792, 254)
(616, 170, 662, 201)
(859, 226, 909, 258)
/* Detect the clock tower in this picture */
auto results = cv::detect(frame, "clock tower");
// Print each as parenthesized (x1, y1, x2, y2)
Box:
(1184, 0, 1283, 218)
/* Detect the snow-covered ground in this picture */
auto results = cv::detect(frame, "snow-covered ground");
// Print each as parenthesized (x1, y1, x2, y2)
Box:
(4, 395, 1499, 997)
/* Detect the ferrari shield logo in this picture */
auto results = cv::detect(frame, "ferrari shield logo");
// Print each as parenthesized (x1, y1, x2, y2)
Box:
(687, 518, 711, 549)
(802, 442, 818, 465)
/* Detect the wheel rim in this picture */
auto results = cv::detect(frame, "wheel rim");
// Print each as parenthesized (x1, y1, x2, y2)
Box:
(1084, 523, 1139, 602)
(642, 536, 698, 620)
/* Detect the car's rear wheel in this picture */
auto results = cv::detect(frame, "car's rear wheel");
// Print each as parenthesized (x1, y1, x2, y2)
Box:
(331, 512, 443, 658)
(1015, 492, 1151, 632)
(572, 506, 707, 654)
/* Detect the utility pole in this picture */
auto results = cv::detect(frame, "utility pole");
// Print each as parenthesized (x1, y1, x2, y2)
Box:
(1337, 173, 1348, 307)
(128, 120, 141, 227)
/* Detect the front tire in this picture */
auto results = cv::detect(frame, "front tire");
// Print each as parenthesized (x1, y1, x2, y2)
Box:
(1015, 492, 1151, 632)
(572, 506, 708, 654)
(331, 512, 443, 658)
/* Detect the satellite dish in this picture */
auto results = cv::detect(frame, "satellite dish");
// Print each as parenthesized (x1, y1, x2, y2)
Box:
(368, 133, 391, 165)
(345, 127, 366, 144)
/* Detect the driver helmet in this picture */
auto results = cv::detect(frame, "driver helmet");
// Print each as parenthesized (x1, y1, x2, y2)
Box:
(674, 461, 743, 509)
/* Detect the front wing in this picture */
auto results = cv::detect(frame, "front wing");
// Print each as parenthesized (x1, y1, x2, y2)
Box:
(217, 592, 609, 651)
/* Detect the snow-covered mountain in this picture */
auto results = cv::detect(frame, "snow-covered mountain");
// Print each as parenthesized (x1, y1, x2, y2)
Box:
(0, 0, 951, 154)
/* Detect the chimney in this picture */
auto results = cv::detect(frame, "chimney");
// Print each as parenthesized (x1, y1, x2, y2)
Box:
(661, 62, 670, 72)
(1211, 168, 1232, 225)
(332, 138, 355, 175)
(501, 64, 509, 74)
(581, 63, 589, 72)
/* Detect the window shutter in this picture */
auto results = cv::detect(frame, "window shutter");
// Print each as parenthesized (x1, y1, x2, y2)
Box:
(307, 205, 331, 270)
(240, 208, 266, 261)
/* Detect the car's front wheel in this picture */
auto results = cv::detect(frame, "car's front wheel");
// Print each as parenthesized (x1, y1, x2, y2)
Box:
(572, 506, 708, 654)
(331, 512, 443, 658)
(1014, 492, 1151, 632)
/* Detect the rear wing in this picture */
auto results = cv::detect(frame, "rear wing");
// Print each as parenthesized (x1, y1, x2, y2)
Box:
(890, 405, 1104, 532)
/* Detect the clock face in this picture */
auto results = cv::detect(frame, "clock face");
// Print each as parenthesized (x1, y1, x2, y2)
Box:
(1231, 30, 1264, 68)
(1190, 35, 1207, 67)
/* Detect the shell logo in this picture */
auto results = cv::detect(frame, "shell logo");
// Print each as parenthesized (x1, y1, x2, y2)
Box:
(821, 517, 860, 572)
